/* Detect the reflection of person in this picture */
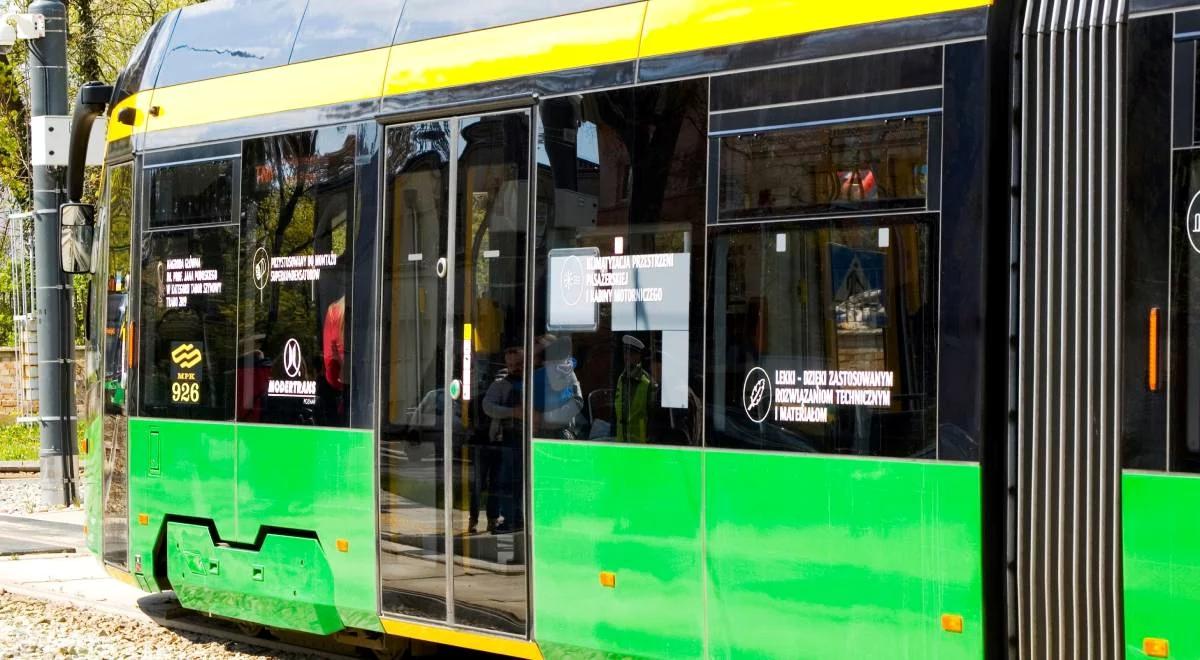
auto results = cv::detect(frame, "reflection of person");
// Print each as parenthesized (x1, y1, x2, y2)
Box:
(533, 335, 583, 439)
(236, 347, 271, 422)
(323, 296, 345, 390)
(482, 346, 524, 533)
(615, 334, 655, 443)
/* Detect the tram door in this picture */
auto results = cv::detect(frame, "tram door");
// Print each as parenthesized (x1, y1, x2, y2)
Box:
(101, 161, 135, 570)
(378, 110, 531, 636)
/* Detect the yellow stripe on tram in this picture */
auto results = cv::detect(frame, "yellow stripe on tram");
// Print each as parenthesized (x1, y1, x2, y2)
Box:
(639, 0, 993, 59)
(380, 618, 544, 660)
(380, 2, 647, 98)
(105, 565, 139, 588)
(142, 47, 391, 137)
(106, 91, 153, 143)
(105, 0, 995, 143)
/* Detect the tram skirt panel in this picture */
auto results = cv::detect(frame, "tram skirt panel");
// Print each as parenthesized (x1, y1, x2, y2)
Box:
(531, 441, 983, 659)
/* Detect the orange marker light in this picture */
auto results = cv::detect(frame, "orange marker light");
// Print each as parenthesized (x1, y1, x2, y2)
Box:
(137, 513, 149, 526)
(941, 614, 964, 634)
(127, 321, 136, 370)
(1144, 637, 1169, 658)
(336, 539, 349, 553)
(1149, 307, 1160, 392)
(599, 571, 616, 588)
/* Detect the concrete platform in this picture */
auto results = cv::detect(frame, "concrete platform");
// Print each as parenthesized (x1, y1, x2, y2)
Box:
(0, 513, 83, 556)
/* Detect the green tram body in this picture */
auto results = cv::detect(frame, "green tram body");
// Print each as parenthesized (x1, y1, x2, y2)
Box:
(73, 0, 1200, 658)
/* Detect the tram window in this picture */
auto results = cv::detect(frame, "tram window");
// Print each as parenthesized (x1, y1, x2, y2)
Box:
(237, 126, 358, 427)
(393, 0, 632, 44)
(1194, 45, 1200, 146)
(710, 47, 942, 112)
(102, 163, 134, 417)
(137, 225, 239, 421)
(154, 0, 306, 88)
(533, 80, 707, 445)
(706, 219, 938, 458)
(146, 158, 234, 228)
(291, 0, 405, 63)
(717, 116, 929, 221)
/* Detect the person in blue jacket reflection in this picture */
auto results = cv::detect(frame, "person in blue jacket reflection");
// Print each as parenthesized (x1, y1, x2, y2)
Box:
(533, 334, 584, 440)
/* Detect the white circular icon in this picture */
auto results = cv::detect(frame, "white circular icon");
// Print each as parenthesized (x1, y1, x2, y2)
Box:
(252, 247, 270, 290)
(742, 367, 773, 423)
(1187, 191, 1200, 256)
(282, 338, 303, 378)
(560, 255, 585, 307)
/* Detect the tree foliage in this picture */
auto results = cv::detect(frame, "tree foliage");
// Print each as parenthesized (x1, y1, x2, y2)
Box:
(0, 0, 202, 346)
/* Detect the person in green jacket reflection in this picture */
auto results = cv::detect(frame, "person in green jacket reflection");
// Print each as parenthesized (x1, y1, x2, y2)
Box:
(615, 334, 655, 443)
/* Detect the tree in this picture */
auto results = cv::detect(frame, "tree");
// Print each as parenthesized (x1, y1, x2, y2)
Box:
(0, 0, 203, 346)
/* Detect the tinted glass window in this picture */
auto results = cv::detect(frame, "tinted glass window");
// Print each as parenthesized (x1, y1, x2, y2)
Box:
(103, 164, 135, 412)
(137, 225, 239, 420)
(290, 0, 405, 63)
(1194, 44, 1200, 146)
(112, 12, 176, 105)
(101, 162, 135, 568)
(147, 158, 234, 228)
(706, 218, 938, 457)
(711, 47, 942, 112)
(238, 126, 357, 427)
(717, 116, 929, 221)
(154, 0, 307, 87)
(533, 80, 707, 445)
(394, 0, 632, 44)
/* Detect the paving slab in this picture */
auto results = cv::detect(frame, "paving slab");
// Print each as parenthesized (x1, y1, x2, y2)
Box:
(0, 553, 160, 620)
(0, 513, 83, 555)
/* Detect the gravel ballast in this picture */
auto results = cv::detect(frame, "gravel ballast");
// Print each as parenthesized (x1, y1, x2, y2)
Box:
(0, 478, 40, 515)
(0, 591, 315, 659)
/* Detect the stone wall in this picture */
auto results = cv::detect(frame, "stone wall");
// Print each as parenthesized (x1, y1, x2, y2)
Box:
(0, 346, 87, 422)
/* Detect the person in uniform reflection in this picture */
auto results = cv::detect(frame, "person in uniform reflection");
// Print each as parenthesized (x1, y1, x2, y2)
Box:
(533, 335, 583, 440)
(482, 346, 525, 534)
(615, 334, 656, 443)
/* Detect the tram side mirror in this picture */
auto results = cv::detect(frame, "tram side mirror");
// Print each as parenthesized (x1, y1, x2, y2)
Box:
(60, 203, 96, 275)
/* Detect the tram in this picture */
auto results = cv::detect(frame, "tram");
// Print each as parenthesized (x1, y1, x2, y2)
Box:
(59, 0, 1199, 657)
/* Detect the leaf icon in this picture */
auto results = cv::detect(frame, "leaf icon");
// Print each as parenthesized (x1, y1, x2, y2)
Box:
(749, 378, 766, 409)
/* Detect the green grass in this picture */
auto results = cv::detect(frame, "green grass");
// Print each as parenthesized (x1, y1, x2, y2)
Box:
(0, 423, 39, 461)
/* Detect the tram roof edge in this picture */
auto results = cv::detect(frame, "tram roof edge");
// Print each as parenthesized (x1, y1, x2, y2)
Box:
(107, 0, 992, 145)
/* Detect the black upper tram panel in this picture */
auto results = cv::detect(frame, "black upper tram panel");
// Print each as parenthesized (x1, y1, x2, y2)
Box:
(114, 0, 639, 99)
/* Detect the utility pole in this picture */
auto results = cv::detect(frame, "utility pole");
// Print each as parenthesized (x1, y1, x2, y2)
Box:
(26, 0, 74, 506)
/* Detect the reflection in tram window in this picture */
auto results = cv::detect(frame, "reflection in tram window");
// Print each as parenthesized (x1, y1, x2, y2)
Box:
(379, 121, 451, 623)
(718, 116, 929, 221)
(533, 80, 708, 446)
(450, 113, 531, 634)
(238, 126, 358, 427)
(99, 162, 134, 568)
(377, 113, 533, 634)
(706, 220, 938, 458)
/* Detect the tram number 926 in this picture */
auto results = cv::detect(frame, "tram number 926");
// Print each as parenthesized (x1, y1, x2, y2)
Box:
(171, 381, 200, 404)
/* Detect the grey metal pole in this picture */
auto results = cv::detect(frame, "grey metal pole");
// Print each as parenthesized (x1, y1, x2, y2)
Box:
(29, 0, 74, 507)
